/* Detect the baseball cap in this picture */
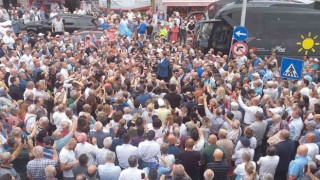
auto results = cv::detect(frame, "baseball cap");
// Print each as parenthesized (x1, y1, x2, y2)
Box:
(240, 137, 251, 147)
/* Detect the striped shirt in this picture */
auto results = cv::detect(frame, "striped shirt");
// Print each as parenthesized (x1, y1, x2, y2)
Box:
(206, 161, 230, 180)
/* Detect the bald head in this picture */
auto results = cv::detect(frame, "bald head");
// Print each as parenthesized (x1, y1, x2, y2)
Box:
(204, 169, 214, 180)
(208, 134, 217, 145)
(167, 134, 176, 145)
(297, 145, 308, 156)
(305, 133, 316, 143)
(185, 138, 195, 149)
(87, 165, 97, 178)
(280, 129, 290, 140)
(251, 97, 260, 106)
(213, 149, 224, 161)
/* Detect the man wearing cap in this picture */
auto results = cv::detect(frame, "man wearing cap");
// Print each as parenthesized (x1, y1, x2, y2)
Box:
(155, 99, 171, 124)
(232, 137, 254, 166)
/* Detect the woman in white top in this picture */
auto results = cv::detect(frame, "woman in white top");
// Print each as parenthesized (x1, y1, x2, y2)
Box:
(234, 151, 256, 178)
(142, 103, 156, 124)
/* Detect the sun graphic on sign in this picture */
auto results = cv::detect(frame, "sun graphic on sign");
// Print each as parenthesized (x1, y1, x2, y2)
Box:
(297, 32, 320, 55)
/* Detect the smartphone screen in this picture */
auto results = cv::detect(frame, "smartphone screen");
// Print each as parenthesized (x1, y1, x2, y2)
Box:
(141, 172, 145, 179)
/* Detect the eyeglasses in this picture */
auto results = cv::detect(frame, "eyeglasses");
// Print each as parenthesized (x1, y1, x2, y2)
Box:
(152, 75, 156, 77)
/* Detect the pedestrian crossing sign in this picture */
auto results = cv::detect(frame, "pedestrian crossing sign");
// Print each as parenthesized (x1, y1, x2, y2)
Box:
(280, 57, 304, 80)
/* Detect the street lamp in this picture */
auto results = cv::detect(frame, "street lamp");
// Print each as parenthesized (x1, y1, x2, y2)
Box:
(240, 0, 247, 26)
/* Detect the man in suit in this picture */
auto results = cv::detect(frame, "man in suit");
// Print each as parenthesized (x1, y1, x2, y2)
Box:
(274, 129, 296, 180)
(0, 43, 9, 58)
(8, 76, 24, 101)
(156, 51, 170, 82)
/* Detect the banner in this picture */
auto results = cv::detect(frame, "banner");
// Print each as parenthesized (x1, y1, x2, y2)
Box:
(99, 0, 151, 10)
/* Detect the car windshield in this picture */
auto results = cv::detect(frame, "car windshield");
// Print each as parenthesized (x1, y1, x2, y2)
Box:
(93, 19, 101, 27)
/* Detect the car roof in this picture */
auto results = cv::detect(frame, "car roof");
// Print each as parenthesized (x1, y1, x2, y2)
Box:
(51, 14, 95, 19)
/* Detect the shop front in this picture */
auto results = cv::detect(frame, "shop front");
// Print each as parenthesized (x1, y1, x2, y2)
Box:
(161, 0, 211, 18)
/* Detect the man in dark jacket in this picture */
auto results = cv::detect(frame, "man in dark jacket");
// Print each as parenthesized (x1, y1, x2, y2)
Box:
(8, 76, 24, 101)
(275, 129, 296, 180)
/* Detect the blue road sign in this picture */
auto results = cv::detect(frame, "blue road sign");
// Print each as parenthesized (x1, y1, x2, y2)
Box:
(280, 57, 304, 80)
(233, 26, 248, 41)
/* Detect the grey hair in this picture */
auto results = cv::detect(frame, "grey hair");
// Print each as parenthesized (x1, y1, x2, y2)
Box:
(39, 117, 49, 125)
(45, 165, 56, 177)
(27, 104, 37, 113)
(12, 127, 22, 137)
(103, 137, 112, 149)
(242, 150, 251, 162)
(105, 151, 115, 162)
(33, 146, 44, 158)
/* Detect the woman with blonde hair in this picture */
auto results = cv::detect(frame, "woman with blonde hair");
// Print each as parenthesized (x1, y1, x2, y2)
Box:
(243, 162, 259, 180)
(142, 103, 155, 124)
(200, 116, 211, 140)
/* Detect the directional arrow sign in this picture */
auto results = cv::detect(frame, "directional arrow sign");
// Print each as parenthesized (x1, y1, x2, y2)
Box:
(233, 26, 248, 41)
(231, 42, 248, 56)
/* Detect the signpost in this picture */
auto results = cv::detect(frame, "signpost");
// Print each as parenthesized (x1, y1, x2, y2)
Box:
(280, 57, 304, 80)
(233, 26, 248, 42)
(231, 42, 248, 56)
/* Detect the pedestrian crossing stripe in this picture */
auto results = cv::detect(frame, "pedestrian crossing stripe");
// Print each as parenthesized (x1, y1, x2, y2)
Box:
(283, 63, 298, 78)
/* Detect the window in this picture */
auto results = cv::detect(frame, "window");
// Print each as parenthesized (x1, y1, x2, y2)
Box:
(63, 18, 77, 26)
(78, 19, 94, 26)
(199, 22, 213, 48)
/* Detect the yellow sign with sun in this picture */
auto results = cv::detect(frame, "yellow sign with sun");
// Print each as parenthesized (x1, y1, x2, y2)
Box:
(297, 32, 320, 55)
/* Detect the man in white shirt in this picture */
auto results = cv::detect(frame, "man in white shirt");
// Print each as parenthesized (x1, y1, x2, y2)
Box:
(98, 151, 121, 180)
(3, 31, 14, 50)
(263, 81, 278, 101)
(116, 132, 138, 169)
(52, 104, 68, 130)
(77, 7, 86, 15)
(304, 133, 319, 163)
(49, 9, 58, 18)
(232, 137, 255, 166)
(119, 155, 145, 180)
(289, 108, 304, 141)
(257, 145, 279, 179)
(138, 130, 161, 168)
(300, 78, 310, 97)
(127, 9, 135, 21)
(238, 91, 263, 125)
(60, 138, 77, 180)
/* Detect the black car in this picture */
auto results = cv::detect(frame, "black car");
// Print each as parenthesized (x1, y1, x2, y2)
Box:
(21, 14, 100, 36)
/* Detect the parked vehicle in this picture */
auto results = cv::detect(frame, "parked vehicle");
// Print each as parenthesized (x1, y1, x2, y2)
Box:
(21, 14, 100, 36)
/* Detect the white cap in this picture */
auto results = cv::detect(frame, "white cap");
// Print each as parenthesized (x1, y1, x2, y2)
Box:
(158, 99, 165, 107)
(38, 33, 44, 36)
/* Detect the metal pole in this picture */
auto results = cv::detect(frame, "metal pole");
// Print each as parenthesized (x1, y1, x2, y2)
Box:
(240, 0, 247, 26)
(228, 26, 236, 61)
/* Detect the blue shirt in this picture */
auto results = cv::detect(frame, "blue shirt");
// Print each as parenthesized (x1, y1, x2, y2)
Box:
(101, 23, 109, 29)
(252, 57, 263, 70)
(288, 156, 311, 178)
(138, 23, 147, 34)
(137, 93, 152, 108)
(98, 163, 121, 180)
(197, 67, 204, 78)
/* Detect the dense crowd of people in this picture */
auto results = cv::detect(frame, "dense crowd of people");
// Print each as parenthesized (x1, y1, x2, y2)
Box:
(0, 2, 319, 180)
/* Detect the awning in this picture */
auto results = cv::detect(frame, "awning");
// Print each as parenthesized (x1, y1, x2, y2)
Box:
(162, 0, 212, 6)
